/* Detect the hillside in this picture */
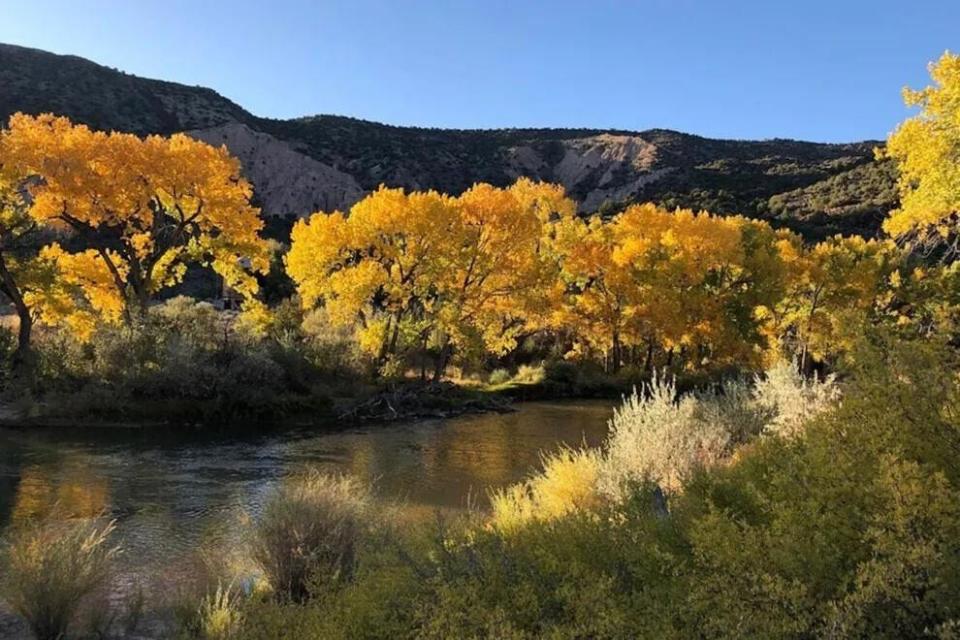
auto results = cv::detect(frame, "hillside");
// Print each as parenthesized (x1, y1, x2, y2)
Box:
(0, 43, 897, 237)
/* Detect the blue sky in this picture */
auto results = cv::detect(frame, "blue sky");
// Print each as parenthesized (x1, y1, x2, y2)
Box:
(2, 0, 956, 141)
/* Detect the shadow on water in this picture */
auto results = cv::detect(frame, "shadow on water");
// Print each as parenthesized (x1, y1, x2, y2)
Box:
(0, 400, 614, 575)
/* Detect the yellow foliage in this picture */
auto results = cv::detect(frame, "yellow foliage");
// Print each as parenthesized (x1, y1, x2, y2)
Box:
(554, 203, 791, 370)
(41, 245, 127, 325)
(489, 447, 602, 532)
(0, 113, 269, 321)
(882, 51, 960, 251)
(286, 179, 575, 362)
(235, 299, 275, 339)
(762, 235, 898, 364)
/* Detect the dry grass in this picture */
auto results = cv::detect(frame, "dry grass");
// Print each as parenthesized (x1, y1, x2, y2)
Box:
(194, 582, 244, 640)
(0, 515, 119, 640)
(251, 472, 370, 602)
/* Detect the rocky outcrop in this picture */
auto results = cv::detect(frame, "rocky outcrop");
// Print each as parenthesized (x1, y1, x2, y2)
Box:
(189, 123, 364, 216)
(507, 134, 674, 211)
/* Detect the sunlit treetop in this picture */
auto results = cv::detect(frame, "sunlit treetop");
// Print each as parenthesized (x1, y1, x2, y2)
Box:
(883, 51, 960, 253)
(0, 113, 269, 320)
(286, 179, 576, 363)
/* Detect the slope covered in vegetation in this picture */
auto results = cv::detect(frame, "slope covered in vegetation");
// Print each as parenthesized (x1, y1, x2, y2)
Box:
(1, 43, 893, 238)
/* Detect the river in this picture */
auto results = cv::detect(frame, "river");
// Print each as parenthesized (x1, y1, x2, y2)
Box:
(0, 401, 613, 578)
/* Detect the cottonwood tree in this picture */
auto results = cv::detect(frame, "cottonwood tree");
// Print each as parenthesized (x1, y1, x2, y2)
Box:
(0, 113, 269, 324)
(287, 179, 574, 377)
(883, 51, 960, 254)
(0, 182, 56, 378)
(758, 235, 897, 369)
(433, 179, 573, 376)
(552, 212, 638, 371)
(555, 203, 788, 372)
(286, 185, 456, 368)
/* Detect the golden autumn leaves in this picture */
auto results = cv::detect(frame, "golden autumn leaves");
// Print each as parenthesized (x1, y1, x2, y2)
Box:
(286, 180, 572, 372)
(0, 113, 269, 338)
(287, 184, 897, 373)
(0, 113, 908, 376)
(283, 51, 960, 373)
(0, 49, 956, 376)
(882, 51, 960, 251)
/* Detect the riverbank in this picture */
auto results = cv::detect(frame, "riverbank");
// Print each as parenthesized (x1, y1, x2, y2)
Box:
(0, 362, 738, 431)
(0, 401, 615, 637)
(0, 380, 519, 430)
(4, 338, 957, 639)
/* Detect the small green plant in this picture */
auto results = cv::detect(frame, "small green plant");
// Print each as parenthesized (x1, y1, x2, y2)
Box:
(0, 515, 119, 640)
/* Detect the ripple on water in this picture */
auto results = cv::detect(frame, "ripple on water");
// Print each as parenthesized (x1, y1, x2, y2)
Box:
(0, 400, 613, 579)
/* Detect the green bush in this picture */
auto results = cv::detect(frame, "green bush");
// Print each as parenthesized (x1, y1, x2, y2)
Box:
(26, 297, 338, 424)
(223, 333, 960, 639)
(543, 360, 580, 387)
(301, 308, 370, 377)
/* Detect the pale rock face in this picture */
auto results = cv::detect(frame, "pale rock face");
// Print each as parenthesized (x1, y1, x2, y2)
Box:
(554, 134, 659, 186)
(578, 167, 675, 212)
(188, 123, 364, 217)
(507, 134, 673, 211)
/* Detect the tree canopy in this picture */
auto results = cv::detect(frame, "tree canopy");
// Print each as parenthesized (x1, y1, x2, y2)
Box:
(0, 113, 269, 323)
(883, 51, 960, 253)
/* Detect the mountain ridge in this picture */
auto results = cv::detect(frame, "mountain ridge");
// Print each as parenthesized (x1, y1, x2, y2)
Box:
(0, 42, 897, 238)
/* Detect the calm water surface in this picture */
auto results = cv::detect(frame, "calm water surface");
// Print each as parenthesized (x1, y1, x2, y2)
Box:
(0, 401, 613, 576)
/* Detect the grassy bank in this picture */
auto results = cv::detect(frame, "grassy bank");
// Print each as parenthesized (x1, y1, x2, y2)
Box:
(4, 331, 957, 639)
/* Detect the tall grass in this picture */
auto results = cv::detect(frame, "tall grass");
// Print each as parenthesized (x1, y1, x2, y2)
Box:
(0, 516, 119, 640)
(251, 472, 370, 602)
(192, 582, 244, 640)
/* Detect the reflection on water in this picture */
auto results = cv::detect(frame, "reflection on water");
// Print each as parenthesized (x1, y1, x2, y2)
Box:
(0, 401, 612, 574)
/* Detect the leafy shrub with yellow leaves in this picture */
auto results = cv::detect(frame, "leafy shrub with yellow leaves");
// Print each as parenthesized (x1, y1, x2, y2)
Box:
(489, 447, 602, 532)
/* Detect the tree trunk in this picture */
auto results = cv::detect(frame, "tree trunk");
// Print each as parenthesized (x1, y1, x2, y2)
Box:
(419, 334, 428, 382)
(11, 302, 34, 385)
(388, 315, 401, 355)
(433, 340, 451, 382)
(611, 331, 622, 373)
(135, 286, 151, 321)
(0, 252, 35, 387)
(376, 315, 395, 368)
